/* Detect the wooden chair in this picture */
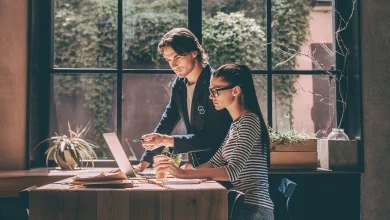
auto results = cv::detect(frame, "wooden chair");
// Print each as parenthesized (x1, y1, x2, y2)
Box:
(228, 190, 245, 220)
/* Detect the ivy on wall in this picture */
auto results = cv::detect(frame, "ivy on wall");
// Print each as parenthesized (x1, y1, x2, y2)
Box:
(271, 0, 310, 128)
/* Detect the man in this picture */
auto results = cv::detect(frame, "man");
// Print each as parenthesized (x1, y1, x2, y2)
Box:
(133, 28, 232, 172)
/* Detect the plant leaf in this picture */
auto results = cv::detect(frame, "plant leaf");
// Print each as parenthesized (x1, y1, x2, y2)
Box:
(74, 138, 97, 158)
(76, 149, 83, 167)
(70, 130, 78, 139)
(60, 141, 66, 153)
(57, 147, 66, 163)
(34, 137, 59, 151)
(68, 121, 73, 139)
(69, 146, 82, 168)
(80, 148, 94, 167)
(53, 150, 59, 168)
(45, 146, 57, 167)
(45, 145, 56, 155)
(78, 121, 91, 138)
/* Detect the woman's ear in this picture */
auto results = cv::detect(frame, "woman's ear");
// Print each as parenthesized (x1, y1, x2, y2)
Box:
(233, 86, 241, 96)
(192, 51, 198, 59)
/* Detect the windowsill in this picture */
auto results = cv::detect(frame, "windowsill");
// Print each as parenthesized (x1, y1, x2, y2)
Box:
(269, 167, 361, 174)
(0, 167, 118, 198)
(0, 167, 118, 178)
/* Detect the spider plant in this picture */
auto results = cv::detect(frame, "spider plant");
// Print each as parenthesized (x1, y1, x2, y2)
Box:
(35, 122, 98, 170)
(268, 127, 316, 146)
(162, 146, 182, 166)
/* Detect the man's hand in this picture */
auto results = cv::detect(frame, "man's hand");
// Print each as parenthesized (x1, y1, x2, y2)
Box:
(180, 163, 195, 170)
(133, 161, 150, 173)
(141, 133, 174, 150)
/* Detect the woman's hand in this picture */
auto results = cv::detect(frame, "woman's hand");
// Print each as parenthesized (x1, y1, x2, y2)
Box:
(153, 155, 185, 178)
(180, 163, 195, 170)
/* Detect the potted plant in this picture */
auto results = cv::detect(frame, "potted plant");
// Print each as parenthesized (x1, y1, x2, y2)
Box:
(35, 122, 98, 170)
(161, 146, 182, 166)
(269, 127, 317, 170)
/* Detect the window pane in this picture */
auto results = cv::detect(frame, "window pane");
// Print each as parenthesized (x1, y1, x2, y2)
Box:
(272, 75, 337, 136)
(53, 0, 118, 68)
(202, 0, 267, 70)
(272, 0, 335, 70)
(122, 74, 266, 161)
(253, 75, 268, 121)
(122, 74, 186, 161)
(50, 74, 117, 159)
(122, 0, 188, 69)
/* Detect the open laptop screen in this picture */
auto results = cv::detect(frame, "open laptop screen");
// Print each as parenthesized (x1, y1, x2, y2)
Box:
(103, 133, 136, 177)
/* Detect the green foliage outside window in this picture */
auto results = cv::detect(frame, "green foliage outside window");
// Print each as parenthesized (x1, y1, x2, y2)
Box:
(54, 0, 310, 156)
(203, 12, 266, 69)
(123, 12, 186, 68)
(54, 0, 117, 68)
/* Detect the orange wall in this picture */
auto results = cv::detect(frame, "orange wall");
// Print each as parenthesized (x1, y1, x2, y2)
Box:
(0, 0, 28, 169)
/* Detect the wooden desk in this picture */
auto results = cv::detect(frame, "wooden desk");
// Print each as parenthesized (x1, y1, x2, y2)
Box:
(29, 178, 228, 220)
(0, 168, 360, 220)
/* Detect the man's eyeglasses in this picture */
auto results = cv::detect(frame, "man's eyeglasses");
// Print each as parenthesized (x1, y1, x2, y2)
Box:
(209, 85, 239, 97)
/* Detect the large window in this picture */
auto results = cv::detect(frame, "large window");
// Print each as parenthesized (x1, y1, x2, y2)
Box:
(33, 0, 356, 162)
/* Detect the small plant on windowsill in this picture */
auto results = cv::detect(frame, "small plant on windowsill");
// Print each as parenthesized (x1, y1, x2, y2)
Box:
(268, 127, 318, 170)
(268, 127, 316, 147)
(161, 146, 182, 166)
(34, 122, 98, 170)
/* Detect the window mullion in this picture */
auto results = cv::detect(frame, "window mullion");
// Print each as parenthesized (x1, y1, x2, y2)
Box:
(117, 0, 123, 139)
(188, 0, 202, 44)
(266, 0, 273, 127)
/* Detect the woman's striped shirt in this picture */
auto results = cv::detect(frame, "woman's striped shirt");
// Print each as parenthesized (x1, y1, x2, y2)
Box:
(207, 112, 274, 210)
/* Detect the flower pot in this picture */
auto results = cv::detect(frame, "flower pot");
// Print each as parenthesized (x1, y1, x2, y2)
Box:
(270, 139, 318, 170)
(55, 150, 79, 170)
(319, 139, 358, 170)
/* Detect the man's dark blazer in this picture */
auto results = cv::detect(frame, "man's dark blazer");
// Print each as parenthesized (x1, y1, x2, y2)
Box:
(140, 64, 232, 167)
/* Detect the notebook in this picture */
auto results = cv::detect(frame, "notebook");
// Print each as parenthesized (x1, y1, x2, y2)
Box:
(83, 180, 134, 188)
(149, 178, 204, 186)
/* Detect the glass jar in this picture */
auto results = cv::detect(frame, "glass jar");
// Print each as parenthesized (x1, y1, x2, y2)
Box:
(315, 129, 328, 139)
(327, 128, 349, 140)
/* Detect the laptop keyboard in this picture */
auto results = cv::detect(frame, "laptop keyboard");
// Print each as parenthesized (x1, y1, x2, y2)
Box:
(136, 172, 156, 179)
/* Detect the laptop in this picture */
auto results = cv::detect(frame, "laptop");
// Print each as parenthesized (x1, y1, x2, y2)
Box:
(103, 132, 155, 178)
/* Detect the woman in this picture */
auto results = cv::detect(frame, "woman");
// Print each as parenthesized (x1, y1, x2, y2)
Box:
(154, 64, 274, 220)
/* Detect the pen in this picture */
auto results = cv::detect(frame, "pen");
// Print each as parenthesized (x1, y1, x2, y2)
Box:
(133, 138, 144, 142)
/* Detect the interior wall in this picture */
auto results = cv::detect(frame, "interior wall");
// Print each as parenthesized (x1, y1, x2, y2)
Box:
(0, 0, 28, 169)
(360, 0, 390, 219)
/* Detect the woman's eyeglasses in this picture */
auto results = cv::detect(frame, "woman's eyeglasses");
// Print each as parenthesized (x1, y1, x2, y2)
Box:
(209, 85, 239, 97)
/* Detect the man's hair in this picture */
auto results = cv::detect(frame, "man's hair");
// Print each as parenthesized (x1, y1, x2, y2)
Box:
(158, 28, 208, 65)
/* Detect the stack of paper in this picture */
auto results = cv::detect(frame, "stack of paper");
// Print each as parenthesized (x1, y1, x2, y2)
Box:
(82, 180, 134, 188)
(70, 170, 133, 188)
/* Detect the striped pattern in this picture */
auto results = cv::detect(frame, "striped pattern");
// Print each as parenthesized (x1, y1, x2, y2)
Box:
(208, 113, 274, 210)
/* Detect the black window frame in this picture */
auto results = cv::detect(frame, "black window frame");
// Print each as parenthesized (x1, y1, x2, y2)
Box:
(27, 0, 362, 168)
